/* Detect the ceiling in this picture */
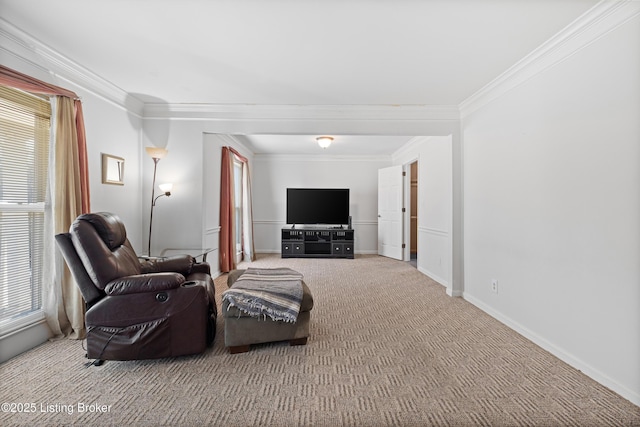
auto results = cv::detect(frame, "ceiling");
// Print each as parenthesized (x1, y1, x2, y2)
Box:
(0, 0, 599, 154)
(233, 134, 417, 156)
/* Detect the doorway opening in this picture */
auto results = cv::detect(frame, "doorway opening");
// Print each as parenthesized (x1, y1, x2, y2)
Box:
(409, 161, 418, 268)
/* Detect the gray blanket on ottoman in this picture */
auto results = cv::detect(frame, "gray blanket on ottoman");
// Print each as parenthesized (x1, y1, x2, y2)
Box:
(222, 268, 303, 323)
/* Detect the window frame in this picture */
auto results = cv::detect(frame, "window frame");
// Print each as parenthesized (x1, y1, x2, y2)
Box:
(0, 86, 51, 337)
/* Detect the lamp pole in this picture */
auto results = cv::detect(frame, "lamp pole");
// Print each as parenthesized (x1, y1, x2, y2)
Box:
(147, 156, 160, 256)
(145, 146, 169, 257)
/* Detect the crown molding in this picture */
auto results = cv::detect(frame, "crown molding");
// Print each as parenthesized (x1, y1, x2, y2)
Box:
(143, 103, 460, 122)
(459, 0, 640, 118)
(253, 153, 391, 162)
(0, 18, 144, 116)
(392, 136, 434, 160)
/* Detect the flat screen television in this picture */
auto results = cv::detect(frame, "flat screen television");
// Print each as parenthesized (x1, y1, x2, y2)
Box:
(286, 188, 350, 225)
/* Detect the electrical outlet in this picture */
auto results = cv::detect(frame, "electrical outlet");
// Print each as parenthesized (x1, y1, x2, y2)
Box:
(491, 279, 499, 294)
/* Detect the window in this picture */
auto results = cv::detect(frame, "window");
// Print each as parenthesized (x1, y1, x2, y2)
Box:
(233, 158, 243, 262)
(0, 85, 51, 336)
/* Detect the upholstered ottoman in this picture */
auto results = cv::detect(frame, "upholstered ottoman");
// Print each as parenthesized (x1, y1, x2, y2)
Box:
(223, 269, 314, 354)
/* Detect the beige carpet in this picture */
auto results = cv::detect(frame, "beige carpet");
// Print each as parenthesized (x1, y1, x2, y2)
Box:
(1, 254, 638, 426)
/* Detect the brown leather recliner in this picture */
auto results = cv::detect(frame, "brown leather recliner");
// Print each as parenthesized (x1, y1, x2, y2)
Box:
(55, 212, 217, 362)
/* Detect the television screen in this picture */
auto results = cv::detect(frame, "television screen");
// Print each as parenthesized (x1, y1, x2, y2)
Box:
(287, 188, 350, 225)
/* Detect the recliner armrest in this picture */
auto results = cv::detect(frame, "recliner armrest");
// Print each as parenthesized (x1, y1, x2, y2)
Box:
(105, 273, 185, 296)
(140, 255, 194, 275)
(190, 261, 211, 275)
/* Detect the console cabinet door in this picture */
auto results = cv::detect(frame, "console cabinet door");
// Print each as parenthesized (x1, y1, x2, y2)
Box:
(332, 244, 344, 255)
(343, 243, 354, 256)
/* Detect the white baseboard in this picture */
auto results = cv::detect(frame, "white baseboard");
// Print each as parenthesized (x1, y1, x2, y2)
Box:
(0, 320, 52, 364)
(463, 292, 640, 407)
(418, 266, 449, 288)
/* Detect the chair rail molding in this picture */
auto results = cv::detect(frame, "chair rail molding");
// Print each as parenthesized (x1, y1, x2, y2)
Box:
(205, 226, 222, 234)
(419, 226, 449, 237)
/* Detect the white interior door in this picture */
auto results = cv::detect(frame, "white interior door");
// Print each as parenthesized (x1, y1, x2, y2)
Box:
(378, 165, 404, 260)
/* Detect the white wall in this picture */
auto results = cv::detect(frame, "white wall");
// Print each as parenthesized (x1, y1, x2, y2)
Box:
(80, 94, 143, 249)
(252, 154, 391, 254)
(393, 136, 453, 289)
(462, 12, 640, 405)
(141, 119, 209, 256)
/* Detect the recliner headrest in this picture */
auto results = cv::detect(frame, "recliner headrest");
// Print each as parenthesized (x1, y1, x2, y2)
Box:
(75, 212, 127, 250)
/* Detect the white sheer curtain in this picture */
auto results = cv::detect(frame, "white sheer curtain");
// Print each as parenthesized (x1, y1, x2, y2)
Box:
(241, 161, 255, 261)
(43, 97, 58, 337)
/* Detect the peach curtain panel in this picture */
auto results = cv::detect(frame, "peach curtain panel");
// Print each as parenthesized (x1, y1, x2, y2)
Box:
(52, 97, 86, 338)
(219, 146, 256, 273)
(219, 147, 235, 272)
(0, 65, 90, 338)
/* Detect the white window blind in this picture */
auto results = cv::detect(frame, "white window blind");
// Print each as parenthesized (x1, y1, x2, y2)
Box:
(0, 85, 51, 336)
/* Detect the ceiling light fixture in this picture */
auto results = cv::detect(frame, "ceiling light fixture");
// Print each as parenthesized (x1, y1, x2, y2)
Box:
(316, 136, 333, 149)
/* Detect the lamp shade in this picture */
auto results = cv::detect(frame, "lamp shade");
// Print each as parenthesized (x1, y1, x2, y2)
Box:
(145, 147, 168, 159)
(316, 136, 333, 149)
(158, 183, 173, 193)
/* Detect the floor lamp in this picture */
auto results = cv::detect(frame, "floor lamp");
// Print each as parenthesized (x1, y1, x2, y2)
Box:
(145, 147, 170, 256)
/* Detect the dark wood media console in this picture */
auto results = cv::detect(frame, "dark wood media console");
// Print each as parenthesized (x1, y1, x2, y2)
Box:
(281, 227, 354, 259)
